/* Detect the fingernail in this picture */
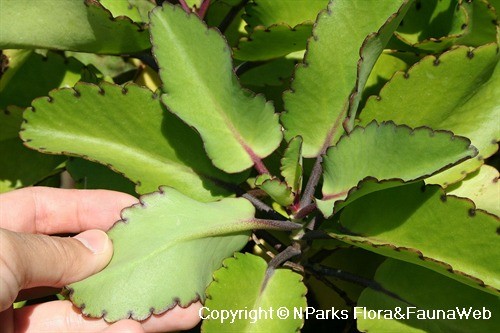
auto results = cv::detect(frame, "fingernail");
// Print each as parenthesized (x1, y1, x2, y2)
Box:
(74, 230, 110, 254)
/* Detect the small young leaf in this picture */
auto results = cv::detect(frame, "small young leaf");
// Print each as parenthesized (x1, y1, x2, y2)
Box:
(357, 259, 500, 333)
(323, 183, 500, 295)
(318, 121, 476, 217)
(280, 136, 303, 195)
(202, 253, 307, 332)
(255, 174, 294, 207)
(21, 82, 245, 202)
(447, 165, 500, 216)
(282, 0, 413, 157)
(0, 0, 150, 53)
(360, 44, 499, 186)
(150, 4, 282, 173)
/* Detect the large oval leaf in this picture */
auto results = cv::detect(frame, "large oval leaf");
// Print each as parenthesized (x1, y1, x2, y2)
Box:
(21, 82, 244, 201)
(317, 121, 477, 217)
(150, 4, 282, 173)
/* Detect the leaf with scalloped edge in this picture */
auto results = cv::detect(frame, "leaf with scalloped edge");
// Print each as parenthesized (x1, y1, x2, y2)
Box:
(447, 165, 500, 216)
(357, 259, 500, 333)
(66, 158, 137, 196)
(0, 107, 65, 193)
(243, 0, 329, 28)
(234, 23, 313, 61)
(99, 0, 143, 22)
(202, 252, 307, 332)
(0, 0, 149, 54)
(151, 4, 282, 173)
(323, 182, 500, 295)
(317, 121, 477, 217)
(361, 51, 420, 109)
(255, 174, 294, 207)
(282, 0, 413, 158)
(455, 0, 498, 47)
(68, 188, 301, 322)
(0, 51, 84, 109)
(21, 82, 246, 202)
(390, 0, 498, 52)
(280, 136, 303, 195)
(360, 44, 499, 187)
(392, 0, 471, 52)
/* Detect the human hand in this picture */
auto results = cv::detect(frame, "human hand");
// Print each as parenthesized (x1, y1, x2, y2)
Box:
(0, 187, 201, 332)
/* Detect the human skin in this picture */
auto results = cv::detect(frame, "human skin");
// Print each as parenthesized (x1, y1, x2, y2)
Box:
(0, 187, 201, 332)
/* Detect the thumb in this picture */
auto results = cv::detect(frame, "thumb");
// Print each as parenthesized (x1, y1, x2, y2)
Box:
(0, 229, 112, 309)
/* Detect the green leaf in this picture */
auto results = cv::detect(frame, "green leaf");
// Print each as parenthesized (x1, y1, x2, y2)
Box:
(99, 0, 143, 22)
(66, 158, 137, 196)
(239, 58, 296, 112)
(282, 0, 413, 157)
(0, 107, 65, 193)
(150, 4, 282, 173)
(21, 82, 245, 202)
(360, 44, 500, 186)
(393, 0, 470, 52)
(361, 51, 420, 109)
(280, 136, 303, 195)
(0, 0, 150, 54)
(0, 51, 84, 109)
(202, 253, 307, 332)
(243, 0, 329, 28)
(205, 0, 245, 47)
(234, 24, 313, 61)
(357, 259, 500, 333)
(323, 182, 500, 295)
(447, 165, 500, 216)
(255, 174, 294, 207)
(456, 0, 498, 47)
(69, 188, 300, 322)
(317, 121, 476, 217)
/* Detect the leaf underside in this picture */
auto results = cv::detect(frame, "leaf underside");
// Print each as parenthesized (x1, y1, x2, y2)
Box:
(150, 4, 282, 173)
(21, 82, 245, 202)
(69, 188, 256, 322)
(318, 121, 477, 217)
(323, 182, 500, 295)
(202, 253, 307, 332)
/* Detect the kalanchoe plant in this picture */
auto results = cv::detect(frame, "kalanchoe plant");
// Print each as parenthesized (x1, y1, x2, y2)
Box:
(1, 0, 499, 332)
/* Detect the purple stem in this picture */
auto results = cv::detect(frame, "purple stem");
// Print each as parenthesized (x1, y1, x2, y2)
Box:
(178, 0, 191, 12)
(297, 155, 323, 210)
(197, 0, 210, 18)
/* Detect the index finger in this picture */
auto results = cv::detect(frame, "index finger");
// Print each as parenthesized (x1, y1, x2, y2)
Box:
(0, 187, 137, 234)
